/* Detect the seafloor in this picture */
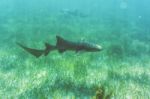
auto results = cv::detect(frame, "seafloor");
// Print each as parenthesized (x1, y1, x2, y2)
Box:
(0, 13, 150, 99)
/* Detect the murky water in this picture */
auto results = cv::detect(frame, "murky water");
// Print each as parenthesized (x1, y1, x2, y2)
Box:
(0, 0, 150, 98)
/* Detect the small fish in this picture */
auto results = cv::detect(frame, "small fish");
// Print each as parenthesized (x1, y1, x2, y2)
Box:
(61, 9, 88, 18)
(17, 36, 102, 58)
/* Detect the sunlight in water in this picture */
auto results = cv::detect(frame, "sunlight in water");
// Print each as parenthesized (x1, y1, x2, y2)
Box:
(120, 1, 128, 9)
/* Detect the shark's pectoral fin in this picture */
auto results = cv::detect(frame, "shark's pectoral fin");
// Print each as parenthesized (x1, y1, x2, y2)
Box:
(58, 49, 66, 53)
(75, 50, 79, 53)
(75, 50, 85, 54)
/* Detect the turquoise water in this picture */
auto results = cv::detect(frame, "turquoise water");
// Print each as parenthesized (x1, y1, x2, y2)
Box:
(0, 0, 150, 98)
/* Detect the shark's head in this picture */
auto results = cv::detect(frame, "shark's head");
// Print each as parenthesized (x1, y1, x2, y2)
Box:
(92, 44, 103, 52)
(80, 42, 103, 52)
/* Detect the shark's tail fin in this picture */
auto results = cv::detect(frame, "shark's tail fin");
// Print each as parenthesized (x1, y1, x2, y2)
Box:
(16, 42, 44, 58)
(16, 42, 56, 58)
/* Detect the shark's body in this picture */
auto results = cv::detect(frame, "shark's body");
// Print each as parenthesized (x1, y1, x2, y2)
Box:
(17, 36, 102, 58)
(56, 36, 102, 53)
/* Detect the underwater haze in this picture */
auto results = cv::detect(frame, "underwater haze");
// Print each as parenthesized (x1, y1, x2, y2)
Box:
(0, 0, 150, 98)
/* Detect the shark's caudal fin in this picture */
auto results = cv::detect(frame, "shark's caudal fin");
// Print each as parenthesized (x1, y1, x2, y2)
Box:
(16, 42, 44, 58)
(16, 42, 56, 58)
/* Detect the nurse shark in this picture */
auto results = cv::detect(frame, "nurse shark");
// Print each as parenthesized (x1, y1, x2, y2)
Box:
(17, 36, 102, 58)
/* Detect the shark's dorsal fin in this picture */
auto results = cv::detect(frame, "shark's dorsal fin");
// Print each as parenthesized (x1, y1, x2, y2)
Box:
(56, 35, 66, 46)
(56, 36, 67, 53)
(44, 42, 56, 56)
(44, 43, 51, 56)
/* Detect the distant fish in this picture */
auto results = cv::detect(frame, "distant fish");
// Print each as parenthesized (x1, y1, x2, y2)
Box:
(17, 36, 102, 58)
(61, 9, 88, 18)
